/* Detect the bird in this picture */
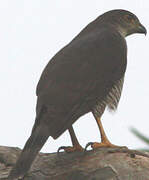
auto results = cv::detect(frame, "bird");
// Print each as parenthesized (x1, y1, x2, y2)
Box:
(8, 9, 146, 179)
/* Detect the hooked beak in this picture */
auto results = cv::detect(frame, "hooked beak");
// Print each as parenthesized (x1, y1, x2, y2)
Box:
(137, 23, 147, 35)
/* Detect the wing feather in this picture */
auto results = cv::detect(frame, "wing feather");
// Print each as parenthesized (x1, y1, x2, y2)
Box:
(36, 25, 127, 138)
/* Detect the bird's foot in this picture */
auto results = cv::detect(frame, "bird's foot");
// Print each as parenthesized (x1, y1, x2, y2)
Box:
(57, 145, 84, 153)
(85, 141, 127, 151)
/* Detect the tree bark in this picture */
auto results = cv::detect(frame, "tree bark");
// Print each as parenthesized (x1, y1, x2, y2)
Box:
(0, 146, 149, 180)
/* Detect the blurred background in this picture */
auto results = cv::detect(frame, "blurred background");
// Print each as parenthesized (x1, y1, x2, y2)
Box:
(0, 0, 149, 153)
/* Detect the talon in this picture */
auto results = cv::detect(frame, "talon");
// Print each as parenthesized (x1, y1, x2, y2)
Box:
(57, 146, 73, 154)
(57, 146, 69, 154)
(85, 141, 127, 151)
(84, 142, 94, 152)
(57, 145, 84, 154)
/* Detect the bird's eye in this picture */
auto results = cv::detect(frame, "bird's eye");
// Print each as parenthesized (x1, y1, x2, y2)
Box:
(124, 15, 134, 23)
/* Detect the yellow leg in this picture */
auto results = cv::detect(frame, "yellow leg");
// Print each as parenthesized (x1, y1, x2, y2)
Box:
(85, 114, 126, 150)
(58, 126, 83, 153)
(92, 116, 118, 148)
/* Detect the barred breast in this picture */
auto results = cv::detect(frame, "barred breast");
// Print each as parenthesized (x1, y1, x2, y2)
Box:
(93, 77, 124, 117)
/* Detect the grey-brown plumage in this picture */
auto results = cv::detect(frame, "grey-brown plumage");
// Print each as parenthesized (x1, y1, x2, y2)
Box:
(93, 76, 124, 117)
(8, 9, 146, 179)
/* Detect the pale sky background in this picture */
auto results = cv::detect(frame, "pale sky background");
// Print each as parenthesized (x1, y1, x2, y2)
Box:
(0, 0, 149, 153)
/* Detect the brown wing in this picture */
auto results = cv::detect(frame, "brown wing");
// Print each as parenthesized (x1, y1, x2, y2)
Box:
(36, 25, 127, 139)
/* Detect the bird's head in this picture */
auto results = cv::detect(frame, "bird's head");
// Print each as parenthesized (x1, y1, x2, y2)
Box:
(101, 9, 147, 37)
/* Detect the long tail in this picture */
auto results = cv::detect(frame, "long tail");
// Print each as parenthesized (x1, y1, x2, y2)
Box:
(8, 124, 49, 180)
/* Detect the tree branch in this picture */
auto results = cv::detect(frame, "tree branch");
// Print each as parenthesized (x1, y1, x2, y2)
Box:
(0, 146, 149, 180)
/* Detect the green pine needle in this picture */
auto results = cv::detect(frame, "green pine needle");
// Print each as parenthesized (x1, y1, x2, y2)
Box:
(130, 127, 149, 146)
